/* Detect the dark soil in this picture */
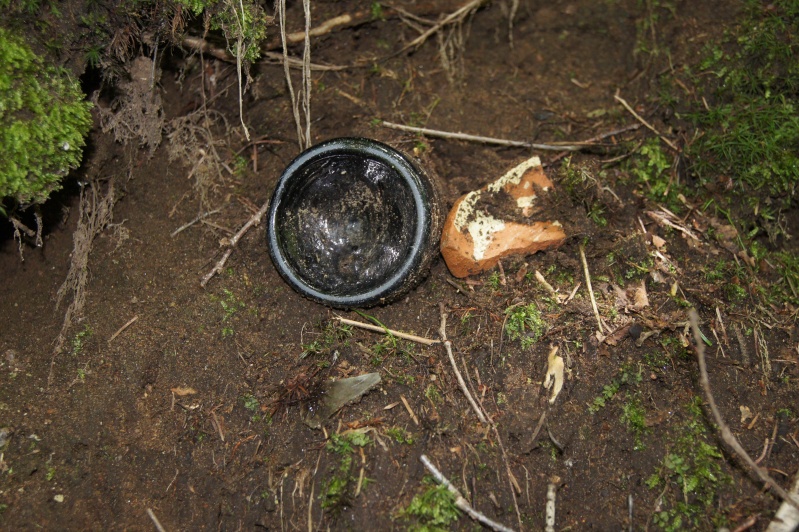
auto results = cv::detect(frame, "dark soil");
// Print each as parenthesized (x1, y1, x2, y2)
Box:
(2, 1, 798, 530)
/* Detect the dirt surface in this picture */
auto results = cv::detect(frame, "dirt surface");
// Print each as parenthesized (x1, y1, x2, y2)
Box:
(2, 1, 799, 530)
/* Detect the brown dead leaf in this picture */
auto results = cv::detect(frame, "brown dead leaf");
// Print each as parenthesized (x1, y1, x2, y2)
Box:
(651, 234, 666, 249)
(603, 323, 632, 346)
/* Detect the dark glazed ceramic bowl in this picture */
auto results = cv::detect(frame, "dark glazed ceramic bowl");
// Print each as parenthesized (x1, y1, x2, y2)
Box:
(267, 138, 441, 308)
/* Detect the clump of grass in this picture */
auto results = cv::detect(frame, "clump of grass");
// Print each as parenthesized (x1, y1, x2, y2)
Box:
(504, 303, 546, 349)
(620, 394, 648, 450)
(301, 320, 352, 358)
(385, 426, 415, 445)
(559, 157, 610, 226)
(688, 0, 799, 231)
(401, 477, 461, 531)
(625, 138, 681, 209)
(772, 251, 799, 305)
(588, 363, 642, 414)
(646, 398, 730, 531)
(322, 429, 372, 511)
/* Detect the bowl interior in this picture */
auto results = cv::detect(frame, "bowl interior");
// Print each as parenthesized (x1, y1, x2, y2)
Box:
(273, 152, 418, 297)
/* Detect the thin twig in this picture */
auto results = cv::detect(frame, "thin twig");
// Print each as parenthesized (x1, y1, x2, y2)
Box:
(147, 508, 167, 532)
(200, 199, 269, 287)
(171, 209, 220, 237)
(400, 395, 420, 425)
(382, 121, 583, 151)
(439, 304, 488, 424)
(529, 410, 548, 448)
(334, 316, 440, 345)
(201, 248, 233, 288)
(579, 243, 604, 335)
(108, 315, 139, 343)
(614, 91, 678, 151)
(689, 309, 799, 512)
(420, 455, 514, 532)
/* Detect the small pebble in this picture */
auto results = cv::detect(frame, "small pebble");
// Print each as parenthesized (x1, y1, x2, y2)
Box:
(54, 494, 64, 503)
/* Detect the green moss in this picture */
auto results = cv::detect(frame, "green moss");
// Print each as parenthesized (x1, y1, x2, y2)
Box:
(504, 303, 546, 349)
(401, 478, 461, 531)
(646, 398, 730, 530)
(0, 27, 92, 210)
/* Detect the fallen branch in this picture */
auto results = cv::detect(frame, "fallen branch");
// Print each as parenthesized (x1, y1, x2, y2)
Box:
(200, 199, 269, 287)
(689, 309, 799, 513)
(420, 454, 514, 532)
(439, 304, 488, 424)
(334, 316, 440, 345)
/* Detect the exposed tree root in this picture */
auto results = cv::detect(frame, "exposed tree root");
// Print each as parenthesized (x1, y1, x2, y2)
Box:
(49, 180, 117, 385)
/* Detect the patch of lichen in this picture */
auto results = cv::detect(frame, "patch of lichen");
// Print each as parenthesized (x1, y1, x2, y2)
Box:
(0, 27, 92, 212)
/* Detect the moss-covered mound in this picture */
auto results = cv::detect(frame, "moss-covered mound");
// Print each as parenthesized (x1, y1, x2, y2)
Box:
(0, 27, 92, 211)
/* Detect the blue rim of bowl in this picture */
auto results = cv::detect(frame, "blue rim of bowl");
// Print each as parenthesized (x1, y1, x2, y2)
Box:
(267, 137, 433, 308)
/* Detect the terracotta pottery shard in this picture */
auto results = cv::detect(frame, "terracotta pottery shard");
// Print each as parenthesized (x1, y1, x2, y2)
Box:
(440, 156, 567, 278)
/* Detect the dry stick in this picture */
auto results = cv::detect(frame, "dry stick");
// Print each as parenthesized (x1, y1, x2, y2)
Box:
(689, 309, 799, 513)
(108, 315, 139, 343)
(439, 305, 487, 424)
(278, 0, 303, 150)
(766, 469, 799, 532)
(535, 270, 559, 301)
(301, 0, 312, 148)
(400, 394, 420, 425)
(334, 316, 440, 345)
(420, 455, 515, 532)
(382, 121, 583, 151)
(579, 243, 604, 335)
(200, 199, 269, 287)
(545, 480, 558, 532)
(614, 91, 678, 151)
(146, 508, 167, 532)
